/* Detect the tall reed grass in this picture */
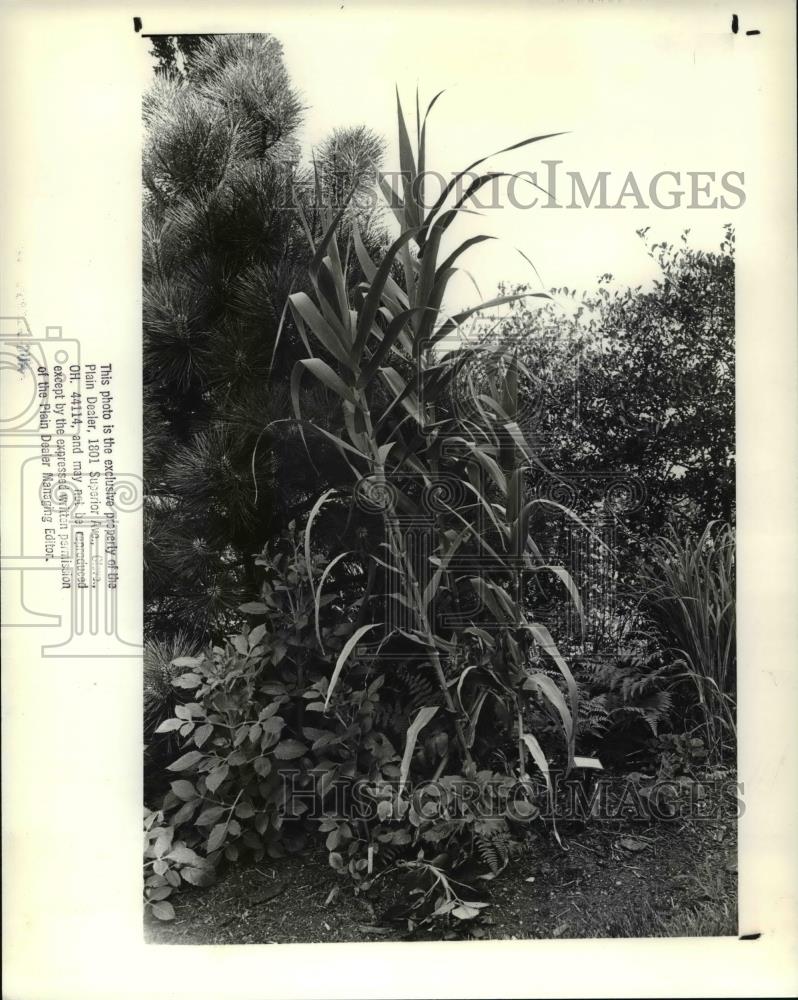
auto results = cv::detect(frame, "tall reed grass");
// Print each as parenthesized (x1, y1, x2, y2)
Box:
(641, 521, 736, 760)
(261, 89, 594, 793)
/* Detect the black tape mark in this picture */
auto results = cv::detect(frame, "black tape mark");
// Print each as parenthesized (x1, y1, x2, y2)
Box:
(733, 14, 761, 36)
(739, 932, 762, 940)
(133, 16, 142, 33)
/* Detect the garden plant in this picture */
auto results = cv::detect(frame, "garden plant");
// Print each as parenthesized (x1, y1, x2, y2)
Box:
(146, 88, 604, 931)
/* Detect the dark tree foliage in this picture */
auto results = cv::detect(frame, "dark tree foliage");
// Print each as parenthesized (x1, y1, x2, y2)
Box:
(477, 227, 735, 651)
(143, 35, 386, 640)
(148, 34, 215, 78)
(496, 226, 735, 549)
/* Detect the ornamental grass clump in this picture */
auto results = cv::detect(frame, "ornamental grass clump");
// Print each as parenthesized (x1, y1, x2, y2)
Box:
(640, 521, 736, 761)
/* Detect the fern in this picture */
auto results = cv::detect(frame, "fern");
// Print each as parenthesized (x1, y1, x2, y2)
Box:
(613, 690, 673, 736)
(578, 694, 611, 740)
(474, 819, 511, 874)
(575, 648, 674, 754)
(372, 664, 440, 747)
(397, 664, 439, 715)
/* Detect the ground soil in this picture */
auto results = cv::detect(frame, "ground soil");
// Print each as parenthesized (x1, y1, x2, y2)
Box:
(145, 781, 737, 945)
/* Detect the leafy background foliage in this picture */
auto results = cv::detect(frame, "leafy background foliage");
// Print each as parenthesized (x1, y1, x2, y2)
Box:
(496, 225, 734, 546)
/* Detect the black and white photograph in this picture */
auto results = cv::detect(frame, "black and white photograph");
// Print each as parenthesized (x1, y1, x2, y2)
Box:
(2, 2, 797, 998)
(141, 21, 739, 944)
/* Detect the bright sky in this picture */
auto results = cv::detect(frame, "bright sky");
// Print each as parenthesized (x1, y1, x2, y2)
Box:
(140, 4, 748, 310)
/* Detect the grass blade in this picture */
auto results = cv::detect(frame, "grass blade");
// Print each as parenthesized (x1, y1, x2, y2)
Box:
(325, 624, 381, 711)
(314, 551, 351, 650)
(399, 706, 439, 794)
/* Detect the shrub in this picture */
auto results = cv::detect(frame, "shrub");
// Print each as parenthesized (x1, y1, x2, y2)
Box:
(144, 630, 202, 799)
(152, 524, 357, 865)
(495, 227, 735, 548)
(143, 806, 216, 921)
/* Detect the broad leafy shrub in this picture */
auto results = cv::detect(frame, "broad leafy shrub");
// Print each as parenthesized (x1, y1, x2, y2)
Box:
(496, 227, 735, 548)
(153, 524, 359, 864)
(144, 630, 202, 800)
(143, 806, 215, 921)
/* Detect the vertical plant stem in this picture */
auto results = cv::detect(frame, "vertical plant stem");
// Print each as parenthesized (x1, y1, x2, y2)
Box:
(357, 390, 473, 766)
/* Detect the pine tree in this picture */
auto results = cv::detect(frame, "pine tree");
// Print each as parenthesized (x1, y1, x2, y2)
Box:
(143, 35, 385, 639)
(148, 34, 213, 78)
